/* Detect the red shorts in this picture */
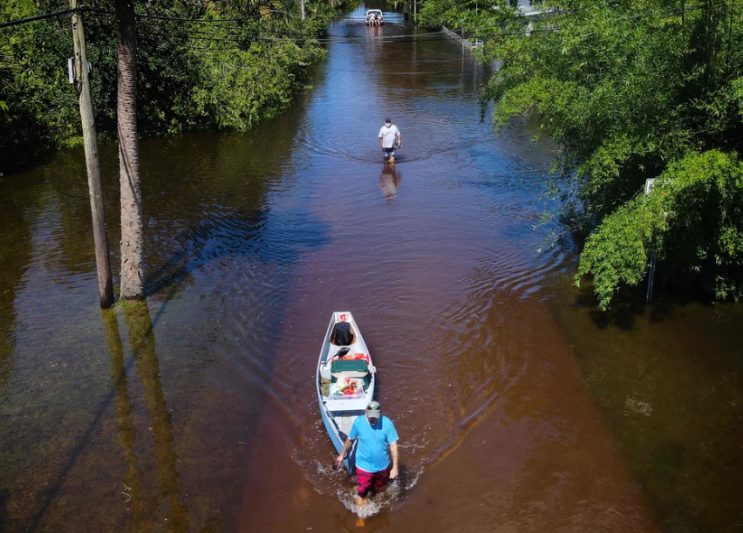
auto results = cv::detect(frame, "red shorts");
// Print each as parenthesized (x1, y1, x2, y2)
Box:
(356, 466, 390, 497)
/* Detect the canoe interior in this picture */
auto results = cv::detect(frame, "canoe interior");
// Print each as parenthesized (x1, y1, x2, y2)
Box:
(316, 311, 375, 474)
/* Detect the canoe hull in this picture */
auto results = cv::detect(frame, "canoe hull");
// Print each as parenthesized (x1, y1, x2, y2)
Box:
(316, 312, 374, 475)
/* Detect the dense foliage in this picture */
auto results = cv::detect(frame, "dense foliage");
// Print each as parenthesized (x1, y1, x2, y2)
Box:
(420, 0, 743, 308)
(418, 0, 513, 32)
(0, 0, 344, 173)
(577, 150, 743, 309)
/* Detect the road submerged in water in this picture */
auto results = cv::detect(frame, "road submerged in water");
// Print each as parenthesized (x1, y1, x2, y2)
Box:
(1, 3, 742, 533)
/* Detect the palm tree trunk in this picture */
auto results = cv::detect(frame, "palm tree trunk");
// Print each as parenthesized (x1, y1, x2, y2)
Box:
(116, 0, 144, 300)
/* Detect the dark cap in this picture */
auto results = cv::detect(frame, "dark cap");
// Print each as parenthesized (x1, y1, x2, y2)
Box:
(385, 118, 391, 123)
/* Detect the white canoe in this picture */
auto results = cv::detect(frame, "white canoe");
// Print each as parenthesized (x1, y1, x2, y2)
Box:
(316, 311, 376, 474)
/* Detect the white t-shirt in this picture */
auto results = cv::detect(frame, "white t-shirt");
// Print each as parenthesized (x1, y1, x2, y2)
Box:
(378, 124, 400, 148)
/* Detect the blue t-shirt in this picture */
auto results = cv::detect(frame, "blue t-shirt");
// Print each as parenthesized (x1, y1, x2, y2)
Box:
(349, 415, 399, 473)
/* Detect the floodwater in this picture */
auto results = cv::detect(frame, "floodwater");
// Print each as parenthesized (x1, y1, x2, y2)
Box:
(1, 4, 742, 533)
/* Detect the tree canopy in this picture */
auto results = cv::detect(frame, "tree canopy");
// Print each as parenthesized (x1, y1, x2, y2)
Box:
(0, 0, 350, 173)
(421, 0, 743, 308)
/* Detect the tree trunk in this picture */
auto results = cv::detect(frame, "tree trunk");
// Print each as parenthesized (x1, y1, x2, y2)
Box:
(116, 0, 144, 300)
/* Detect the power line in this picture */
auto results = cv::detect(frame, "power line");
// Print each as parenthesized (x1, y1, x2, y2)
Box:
(0, 2, 705, 33)
(81, 6, 275, 22)
(254, 28, 562, 44)
(176, 27, 557, 46)
(461, 2, 703, 33)
(0, 5, 272, 31)
(181, 24, 452, 43)
(0, 1, 706, 49)
(0, 7, 76, 29)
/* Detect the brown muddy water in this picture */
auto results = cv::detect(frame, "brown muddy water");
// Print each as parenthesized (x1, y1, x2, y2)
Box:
(1, 5, 742, 533)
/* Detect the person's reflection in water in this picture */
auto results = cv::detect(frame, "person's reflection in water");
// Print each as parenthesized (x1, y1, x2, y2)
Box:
(102, 302, 190, 532)
(379, 165, 402, 202)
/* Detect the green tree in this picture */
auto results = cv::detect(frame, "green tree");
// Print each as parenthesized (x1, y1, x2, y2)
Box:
(0, 0, 349, 174)
(423, 0, 743, 307)
(577, 150, 743, 309)
(0, 1, 78, 171)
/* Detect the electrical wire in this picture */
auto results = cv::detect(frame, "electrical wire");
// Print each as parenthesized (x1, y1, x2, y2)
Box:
(0, 1, 707, 43)
(80, 6, 271, 22)
(461, 1, 703, 32)
(0, 8, 76, 29)
(0, 4, 279, 31)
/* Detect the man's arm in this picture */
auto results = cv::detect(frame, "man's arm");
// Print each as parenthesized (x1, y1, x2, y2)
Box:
(389, 441, 399, 479)
(379, 136, 384, 148)
(335, 436, 353, 466)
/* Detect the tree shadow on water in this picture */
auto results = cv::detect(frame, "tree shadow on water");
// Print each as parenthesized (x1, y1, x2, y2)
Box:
(0, 489, 9, 533)
(142, 206, 268, 297)
(24, 300, 192, 533)
(574, 283, 695, 331)
(143, 206, 333, 299)
(118, 301, 190, 531)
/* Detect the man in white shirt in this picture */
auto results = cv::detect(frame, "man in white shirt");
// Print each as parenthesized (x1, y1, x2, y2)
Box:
(378, 118, 401, 164)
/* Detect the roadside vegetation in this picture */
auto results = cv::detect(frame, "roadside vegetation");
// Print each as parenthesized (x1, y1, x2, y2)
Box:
(0, 0, 349, 173)
(419, 0, 743, 309)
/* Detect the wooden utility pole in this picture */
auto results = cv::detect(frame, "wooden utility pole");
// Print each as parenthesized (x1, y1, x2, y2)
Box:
(70, 0, 115, 308)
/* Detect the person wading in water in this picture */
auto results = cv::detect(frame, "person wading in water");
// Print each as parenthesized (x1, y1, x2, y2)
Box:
(378, 118, 401, 164)
(334, 401, 400, 507)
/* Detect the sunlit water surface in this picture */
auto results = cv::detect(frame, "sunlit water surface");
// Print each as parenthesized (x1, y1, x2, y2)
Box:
(1, 4, 741, 533)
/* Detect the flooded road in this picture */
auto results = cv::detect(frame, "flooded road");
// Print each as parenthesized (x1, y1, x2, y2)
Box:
(1, 4, 742, 532)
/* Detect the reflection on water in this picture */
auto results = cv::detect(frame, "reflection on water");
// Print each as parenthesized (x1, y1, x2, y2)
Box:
(102, 309, 145, 530)
(120, 302, 189, 532)
(0, 2, 741, 532)
(0, 179, 32, 388)
(550, 282, 743, 533)
(379, 165, 402, 201)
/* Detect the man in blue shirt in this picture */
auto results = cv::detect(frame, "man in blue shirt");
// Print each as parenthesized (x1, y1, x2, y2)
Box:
(335, 401, 399, 506)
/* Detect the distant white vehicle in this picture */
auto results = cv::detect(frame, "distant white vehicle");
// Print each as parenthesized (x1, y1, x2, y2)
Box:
(365, 9, 384, 25)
